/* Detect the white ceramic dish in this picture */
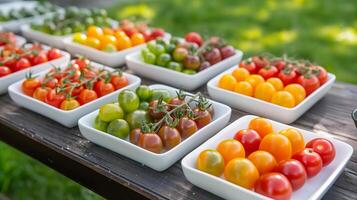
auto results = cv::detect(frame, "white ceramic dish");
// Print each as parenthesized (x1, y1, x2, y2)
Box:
(8, 62, 141, 128)
(0, 46, 70, 94)
(207, 66, 336, 124)
(126, 50, 243, 91)
(63, 33, 171, 67)
(78, 84, 232, 171)
(0, 35, 26, 49)
(182, 115, 353, 200)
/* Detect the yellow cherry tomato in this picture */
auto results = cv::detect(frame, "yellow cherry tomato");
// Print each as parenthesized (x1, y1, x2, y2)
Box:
(87, 26, 103, 38)
(245, 74, 264, 89)
(267, 77, 284, 91)
(234, 81, 253, 96)
(100, 34, 117, 50)
(284, 84, 306, 105)
(219, 74, 237, 91)
(72, 33, 87, 44)
(254, 82, 276, 102)
(197, 149, 225, 176)
(103, 27, 114, 35)
(114, 30, 127, 39)
(131, 33, 146, 46)
(217, 139, 245, 164)
(224, 158, 260, 189)
(279, 128, 305, 155)
(85, 37, 101, 49)
(271, 91, 295, 108)
(232, 67, 250, 82)
(248, 150, 277, 175)
(116, 35, 132, 50)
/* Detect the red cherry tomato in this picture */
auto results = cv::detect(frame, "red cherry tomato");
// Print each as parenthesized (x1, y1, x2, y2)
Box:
(278, 69, 297, 86)
(47, 48, 62, 60)
(138, 133, 163, 153)
(111, 75, 129, 90)
(0, 66, 12, 77)
(252, 56, 270, 70)
(72, 58, 90, 70)
(45, 89, 65, 108)
(22, 77, 41, 96)
(255, 172, 292, 200)
(239, 60, 256, 74)
(44, 78, 58, 89)
(32, 53, 48, 65)
(95, 81, 115, 97)
(82, 68, 97, 79)
(78, 89, 98, 105)
(258, 66, 278, 80)
(233, 129, 261, 156)
(297, 75, 320, 96)
(184, 32, 203, 46)
(194, 108, 212, 129)
(292, 148, 322, 178)
(13, 58, 31, 72)
(313, 66, 328, 85)
(272, 59, 286, 71)
(275, 159, 307, 191)
(306, 138, 335, 166)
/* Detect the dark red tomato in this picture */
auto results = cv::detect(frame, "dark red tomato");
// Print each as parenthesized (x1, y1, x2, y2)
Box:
(252, 56, 270, 70)
(194, 108, 212, 129)
(72, 58, 90, 70)
(45, 89, 65, 108)
(111, 75, 129, 90)
(184, 32, 203, 46)
(64, 83, 84, 97)
(47, 48, 62, 60)
(306, 138, 335, 166)
(275, 159, 307, 191)
(168, 97, 184, 110)
(4, 58, 17, 68)
(32, 53, 48, 65)
(258, 66, 278, 80)
(137, 133, 163, 153)
(158, 125, 181, 150)
(297, 75, 320, 96)
(0, 66, 12, 77)
(130, 128, 143, 145)
(255, 172, 292, 200)
(272, 59, 286, 71)
(292, 148, 322, 178)
(239, 60, 256, 74)
(13, 58, 31, 71)
(234, 129, 261, 156)
(78, 89, 98, 105)
(148, 100, 169, 119)
(176, 117, 198, 138)
(313, 66, 328, 85)
(278, 69, 297, 86)
(96, 82, 114, 97)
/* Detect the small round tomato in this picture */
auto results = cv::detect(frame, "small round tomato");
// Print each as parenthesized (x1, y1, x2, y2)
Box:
(248, 117, 273, 138)
(148, 100, 168, 119)
(60, 99, 80, 110)
(218, 74, 237, 91)
(234, 129, 261, 156)
(138, 133, 163, 153)
(87, 26, 103, 38)
(258, 66, 278, 80)
(245, 74, 265, 89)
(185, 32, 203, 46)
(197, 149, 225, 176)
(234, 81, 253, 96)
(297, 74, 320, 96)
(239, 60, 256, 74)
(72, 33, 87, 44)
(217, 139, 245, 163)
(47, 48, 61, 60)
(111, 75, 129, 90)
(0, 66, 12, 77)
(284, 84, 306, 105)
(13, 58, 31, 71)
(107, 119, 130, 139)
(129, 128, 143, 145)
(194, 108, 212, 129)
(96, 82, 115, 97)
(78, 89, 98, 105)
(260, 133, 292, 162)
(224, 158, 259, 189)
(232, 67, 250, 82)
(292, 148, 322, 178)
(22, 77, 41, 96)
(33, 87, 50, 102)
(252, 56, 270, 70)
(248, 150, 277, 174)
(272, 59, 286, 71)
(158, 125, 181, 150)
(255, 172, 292, 200)
(85, 37, 101, 49)
(254, 82, 276, 102)
(267, 77, 284, 91)
(278, 69, 297, 86)
(313, 66, 328, 85)
(275, 159, 307, 191)
(32, 53, 48, 65)
(271, 91, 295, 108)
(279, 128, 305, 155)
(99, 103, 124, 122)
(45, 89, 65, 108)
(306, 138, 335, 166)
(116, 35, 132, 50)
(44, 78, 58, 89)
(72, 58, 90, 70)
(176, 117, 198, 138)
(130, 33, 145, 46)
(118, 89, 140, 113)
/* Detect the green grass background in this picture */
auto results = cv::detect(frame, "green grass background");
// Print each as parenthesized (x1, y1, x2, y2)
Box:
(1, 0, 356, 199)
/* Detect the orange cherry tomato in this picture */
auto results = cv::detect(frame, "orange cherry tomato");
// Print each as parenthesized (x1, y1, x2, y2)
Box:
(267, 77, 284, 91)
(234, 81, 253, 96)
(130, 33, 145, 46)
(224, 158, 260, 189)
(248, 150, 277, 175)
(218, 74, 237, 91)
(254, 82, 276, 102)
(33, 87, 50, 102)
(271, 91, 295, 108)
(22, 77, 41, 96)
(111, 75, 129, 90)
(279, 128, 305, 155)
(232, 67, 250, 82)
(248, 117, 273, 138)
(245, 74, 264, 88)
(87, 26, 103, 38)
(60, 98, 80, 111)
(217, 139, 245, 164)
(114, 30, 127, 39)
(78, 89, 98, 105)
(99, 35, 117, 49)
(117, 35, 132, 50)
(103, 27, 114, 35)
(259, 133, 292, 162)
(196, 149, 225, 176)
(284, 84, 306, 105)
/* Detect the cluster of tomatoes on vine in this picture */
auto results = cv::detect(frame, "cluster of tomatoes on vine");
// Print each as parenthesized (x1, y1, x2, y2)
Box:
(0, 42, 62, 77)
(21, 57, 129, 110)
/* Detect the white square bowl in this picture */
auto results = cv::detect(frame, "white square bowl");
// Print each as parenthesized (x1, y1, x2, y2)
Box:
(0, 34, 26, 49)
(8, 62, 141, 128)
(78, 84, 232, 171)
(0, 46, 70, 94)
(181, 115, 353, 200)
(63, 33, 171, 67)
(207, 66, 336, 124)
(126, 50, 243, 91)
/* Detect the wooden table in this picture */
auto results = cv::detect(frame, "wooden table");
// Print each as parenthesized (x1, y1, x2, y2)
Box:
(0, 75, 356, 200)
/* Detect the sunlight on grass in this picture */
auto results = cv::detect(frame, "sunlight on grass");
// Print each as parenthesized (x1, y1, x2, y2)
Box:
(336, 28, 357, 45)
(318, 26, 357, 45)
(237, 41, 263, 52)
(116, 4, 155, 20)
(262, 30, 297, 46)
(240, 27, 262, 40)
(230, 6, 253, 17)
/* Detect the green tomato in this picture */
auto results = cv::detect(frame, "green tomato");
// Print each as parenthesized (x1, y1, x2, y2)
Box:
(94, 115, 108, 132)
(107, 119, 130, 139)
(165, 43, 176, 54)
(182, 69, 197, 75)
(143, 52, 156, 64)
(99, 103, 124, 122)
(155, 38, 166, 45)
(118, 90, 140, 113)
(125, 110, 151, 129)
(167, 61, 183, 71)
(141, 48, 150, 59)
(156, 53, 172, 67)
(146, 41, 156, 52)
(151, 89, 171, 102)
(103, 44, 117, 52)
(152, 44, 165, 56)
(138, 101, 149, 111)
(136, 85, 152, 101)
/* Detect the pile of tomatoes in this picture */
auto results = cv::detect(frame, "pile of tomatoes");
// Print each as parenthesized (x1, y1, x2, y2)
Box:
(0, 32, 17, 46)
(218, 55, 328, 108)
(196, 117, 335, 200)
(141, 32, 236, 74)
(95, 85, 214, 153)
(21, 58, 129, 110)
(72, 19, 165, 52)
(0, 43, 62, 78)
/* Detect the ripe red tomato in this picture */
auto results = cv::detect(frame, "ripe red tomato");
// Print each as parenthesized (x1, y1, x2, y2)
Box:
(32, 53, 48, 65)
(297, 74, 320, 96)
(47, 48, 62, 60)
(150, 28, 165, 40)
(44, 78, 58, 89)
(148, 100, 169, 119)
(72, 58, 90, 70)
(22, 77, 41, 96)
(258, 66, 278, 80)
(0, 66, 12, 77)
(306, 138, 335, 166)
(45, 89, 65, 108)
(138, 133, 163, 153)
(278, 69, 297, 86)
(233, 129, 261, 156)
(33, 87, 51, 102)
(78, 89, 98, 105)
(272, 59, 286, 71)
(255, 172, 292, 200)
(292, 148, 322, 178)
(313, 66, 328, 85)
(239, 60, 256, 74)
(275, 159, 307, 191)
(95, 82, 114, 97)
(252, 56, 270, 70)
(130, 128, 143, 145)
(111, 75, 129, 90)
(13, 58, 31, 72)
(184, 32, 203, 46)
